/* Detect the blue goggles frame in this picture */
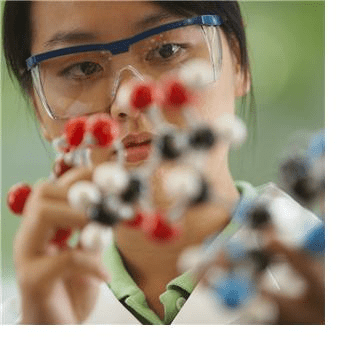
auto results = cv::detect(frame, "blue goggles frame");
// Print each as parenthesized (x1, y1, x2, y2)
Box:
(26, 15, 223, 70)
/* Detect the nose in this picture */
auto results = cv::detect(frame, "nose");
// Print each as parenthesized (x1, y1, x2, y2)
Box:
(112, 65, 144, 99)
(109, 65, 145, 119)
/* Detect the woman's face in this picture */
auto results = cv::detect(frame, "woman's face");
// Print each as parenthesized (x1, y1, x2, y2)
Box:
(30, 1, 247, 170)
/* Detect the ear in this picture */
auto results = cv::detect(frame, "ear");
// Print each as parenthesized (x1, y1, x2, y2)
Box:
(229, 35, 251, 97)
(234, 64, 251, 98)
(40, 123, 53, 142)
(30, 93, 53, 142)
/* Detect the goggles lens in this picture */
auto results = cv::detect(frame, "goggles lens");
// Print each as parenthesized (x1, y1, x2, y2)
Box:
(33, 25, 222, 119)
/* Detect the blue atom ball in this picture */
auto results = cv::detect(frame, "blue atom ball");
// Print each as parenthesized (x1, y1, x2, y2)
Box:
(303, 223, 325, 254)
(224, 289, 240, 308)
(214, 275, 255, 310)
(307, 131, 325, 160)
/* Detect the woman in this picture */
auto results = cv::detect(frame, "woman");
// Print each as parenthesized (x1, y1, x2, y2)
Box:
(2, 1, 324, 324)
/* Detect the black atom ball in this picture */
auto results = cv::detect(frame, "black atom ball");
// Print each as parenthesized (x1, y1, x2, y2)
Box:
(158, 134, 181, 160)
(248, 205, 271, 229)
(189, 127, 216, 150)
(190, 178, 209, 205)
(292, 177, 317, 203)
(121, 177, 142, 203)
(88, 203, 120, 226)
(281, 157, 308, 183)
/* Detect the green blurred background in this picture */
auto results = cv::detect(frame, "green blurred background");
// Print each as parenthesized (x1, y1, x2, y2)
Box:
(1, 1, 324, 305)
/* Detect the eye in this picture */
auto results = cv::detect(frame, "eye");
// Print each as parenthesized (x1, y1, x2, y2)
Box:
(61, 61, 103, 79)
(146, 43, 185, 62)
(157, 44, 181, 59)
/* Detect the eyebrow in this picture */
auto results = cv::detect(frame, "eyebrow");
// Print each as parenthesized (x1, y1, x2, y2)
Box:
(134, 11, 178, 31)
(44, 32, 98, 48)
(43, 11, 179, 49)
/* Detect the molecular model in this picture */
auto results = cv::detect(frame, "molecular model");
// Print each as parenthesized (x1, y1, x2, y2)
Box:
(277, 130, 325, 255)
(7, 59, 247, 252)
(279, 130, 325, 210)
(177, 130, 325, 324)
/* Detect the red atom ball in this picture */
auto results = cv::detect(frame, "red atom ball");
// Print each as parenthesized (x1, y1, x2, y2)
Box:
(124, 212, 144, 228)
(53, 157, 73, 178)
(65, 117, 87, 147)
(7, 183, 32, 215)
(144, 213, 178, 242)
(131, 84, 153, 110)
(166, 81, 189, 107)
(50, 227, 72, 249)
(90, 116, 119, 147)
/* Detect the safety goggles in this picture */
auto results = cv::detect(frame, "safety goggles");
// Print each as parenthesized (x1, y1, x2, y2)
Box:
(26, 15, 223, 120)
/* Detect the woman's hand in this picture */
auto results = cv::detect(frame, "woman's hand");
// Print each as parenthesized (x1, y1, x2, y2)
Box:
(261, 240, 325, 324)
(196, 237, 324, 324)
(14, 167, 111, 324)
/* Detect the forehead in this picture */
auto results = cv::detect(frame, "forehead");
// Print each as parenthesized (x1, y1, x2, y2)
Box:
(30, 1, 182, 54)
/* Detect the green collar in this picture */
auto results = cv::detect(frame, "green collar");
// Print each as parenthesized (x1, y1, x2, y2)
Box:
(109, 244, 142, 300)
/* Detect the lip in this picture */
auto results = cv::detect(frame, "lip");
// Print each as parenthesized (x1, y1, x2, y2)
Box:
(121, 132, 153, 163)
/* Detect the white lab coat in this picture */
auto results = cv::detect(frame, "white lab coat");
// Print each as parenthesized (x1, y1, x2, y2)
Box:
(0, 265, 300, 325)
(0, 277, 274, 325)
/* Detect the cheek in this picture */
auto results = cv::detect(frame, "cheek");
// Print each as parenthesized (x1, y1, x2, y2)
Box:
(33, 92, 67, 140)
(194, 41, 237, 123)
(194, 76, 236, 124)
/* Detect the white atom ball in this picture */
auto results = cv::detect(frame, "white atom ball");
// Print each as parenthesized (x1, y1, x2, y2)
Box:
(80, 222, 113, 252)
(177, 245, 205, 272)
(165, 168, 201, 200)
(68, 181, 101, 212)
(214, 115, 247, 147)
(178, 59, 214, 89)
(93, 163, 129, 195)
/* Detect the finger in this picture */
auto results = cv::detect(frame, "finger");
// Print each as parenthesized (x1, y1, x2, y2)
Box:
(261, 290, 299, 324)
(261, 290, 324, 324)
(16, 201, 88, 260)
(214, 251, 233, 270)
(61, 249, 111, 282)
(263, 240, 324, 291)
(19, 249, 110, 293)
(27, 200, 88, 231)
(57, 166, 93, 190)
(201, 263, 230, 289)
(197, 252, 232, 281)
(30, 180, 70, 203)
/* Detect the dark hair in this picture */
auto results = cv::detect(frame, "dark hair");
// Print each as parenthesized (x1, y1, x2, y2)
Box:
(2, 1, 32, 94)
(2, 0, 256, 132)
